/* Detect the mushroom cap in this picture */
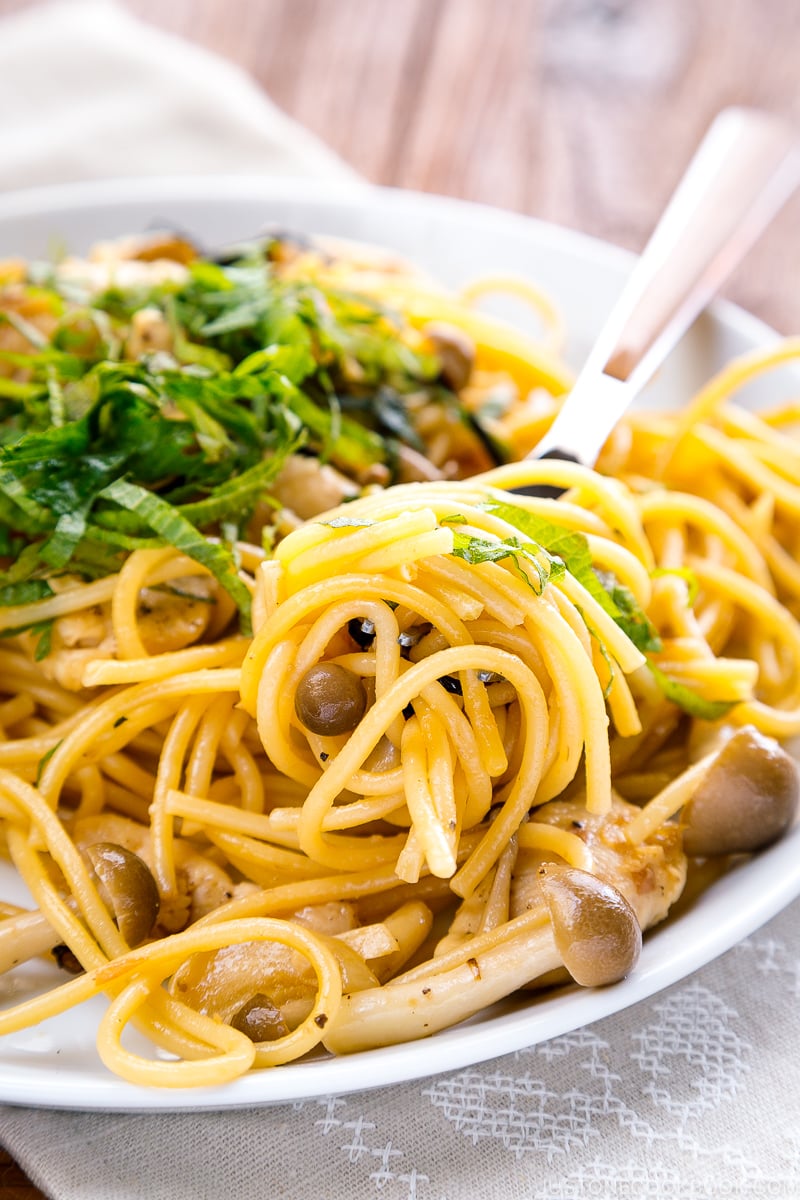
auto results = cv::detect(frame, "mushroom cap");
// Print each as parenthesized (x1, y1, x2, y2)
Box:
(84, 842, 160, 947)
(230, 992, 289, 1043)
(294, 662, 367, 737)
(537, 863, 642, 987)
(422, 321, 476, 393)
(682, 726, 799, 857)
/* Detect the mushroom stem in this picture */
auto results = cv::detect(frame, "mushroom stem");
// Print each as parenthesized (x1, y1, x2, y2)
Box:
(624, 752, 716, 845)
(324, 910, 557, 1054)
(0, 908, 63, 975)
(324, 853, 646, 1054)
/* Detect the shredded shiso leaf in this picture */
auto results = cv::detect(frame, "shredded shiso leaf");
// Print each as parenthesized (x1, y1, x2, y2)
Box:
(0, 239, 494, 628)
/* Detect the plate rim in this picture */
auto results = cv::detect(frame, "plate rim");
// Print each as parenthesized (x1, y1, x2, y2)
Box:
(0, 176, 795, 1111)
(0, 171, 779, 343)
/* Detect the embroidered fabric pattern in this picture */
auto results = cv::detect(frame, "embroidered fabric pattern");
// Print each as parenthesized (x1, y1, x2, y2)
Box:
(1, 897, 798, 1199)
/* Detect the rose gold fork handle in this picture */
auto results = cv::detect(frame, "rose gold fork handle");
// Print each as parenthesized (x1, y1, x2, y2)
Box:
(531, 107, 800, 471)
(597, 106, 800, 390)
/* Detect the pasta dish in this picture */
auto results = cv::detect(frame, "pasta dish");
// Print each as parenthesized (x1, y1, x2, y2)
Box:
(0, 229, 797, 1088)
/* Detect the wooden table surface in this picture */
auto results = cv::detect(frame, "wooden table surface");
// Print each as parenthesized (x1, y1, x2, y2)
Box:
(0, 0, 799, 1195)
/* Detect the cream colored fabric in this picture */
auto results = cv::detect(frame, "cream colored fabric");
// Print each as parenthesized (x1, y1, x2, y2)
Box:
(3, 899, 799, 1199)
(0, 0, 358, 190)
(0, 4, 798, 1198)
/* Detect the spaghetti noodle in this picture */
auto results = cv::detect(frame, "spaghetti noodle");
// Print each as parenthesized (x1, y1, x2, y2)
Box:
(0, 232, 797, 1087)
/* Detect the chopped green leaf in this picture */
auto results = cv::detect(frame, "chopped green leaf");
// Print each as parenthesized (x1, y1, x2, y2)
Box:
(36, 740, 61, 785)
(177, 450, 303, 529)
(98, 479, 253, 630)
(594, 571, 662, 654)
(0, 245, 503, 632)
(0, 579, 53, 607)
(652, 566, 700, 607)
(0, 377, 44, 401)
(450, 530, 555, 595)
(647, 663, 738, 721)
(484, 500, 661, 652)
(34, 621, 53, 661)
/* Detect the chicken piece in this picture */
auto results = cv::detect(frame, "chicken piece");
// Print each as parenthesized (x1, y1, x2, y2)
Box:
(73, 813, 150, 859)
(168, 900, 375, 1029)
(16, 592, 115, 691)
(0, 260, 26, 285)
(136, 578, 216, 654)
(510, 792, 687, 933)
(23, 575, 218, 692)
(0, 282, 59, 373)
(270, 454, 359, 521)
(50, 605, 109, 651)
(125, 305, 173, 358)
(88, 232, 197, 265)
(55, 256, 189, 296)
(292, 902, 358, 937)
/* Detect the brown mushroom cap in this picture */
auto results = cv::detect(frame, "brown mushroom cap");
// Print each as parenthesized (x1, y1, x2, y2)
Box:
(127, 231, 198, 264)
(294, 663, 367, 737)
(84, 843, 160, 947)
(422, 322, 476, 393)
(682, 726, 799, 857)
(230, 992, 289, 1043)
(537, 863, 642, 987)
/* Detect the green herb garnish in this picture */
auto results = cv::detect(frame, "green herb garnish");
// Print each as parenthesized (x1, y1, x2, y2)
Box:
(450, 529, 563, 595)
(0, 241, 470, 627)
(482, 499, 737, 717)
(646, 663, 738, 721)
(483, 500, 661, 651)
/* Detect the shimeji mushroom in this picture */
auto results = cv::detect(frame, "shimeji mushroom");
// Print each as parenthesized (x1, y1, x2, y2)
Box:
(294, 663, 368, 737)
(421, 321, 476, 393)
(323, 795, 684, 1054)
(83, 843, 161, 948)
(681, 727, 798, 857)
(536, 863, 642, 988)
(230, 993, 290, 1043)
(623, 725, 800, 859)
(0, 842, 160, 977)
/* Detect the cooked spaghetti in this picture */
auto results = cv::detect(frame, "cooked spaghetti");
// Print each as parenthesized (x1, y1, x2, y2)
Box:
(0, 232, 797, 1088)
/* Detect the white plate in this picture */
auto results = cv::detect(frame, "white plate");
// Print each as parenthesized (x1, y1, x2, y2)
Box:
(0, 177, 796, 1112)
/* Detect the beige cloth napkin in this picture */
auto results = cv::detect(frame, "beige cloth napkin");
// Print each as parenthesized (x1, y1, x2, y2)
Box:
(0, 0, 359, 190)
(1, 3, 799, 1198)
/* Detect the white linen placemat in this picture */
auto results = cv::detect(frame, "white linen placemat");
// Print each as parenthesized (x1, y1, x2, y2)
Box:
(0, 3, 798, 1198)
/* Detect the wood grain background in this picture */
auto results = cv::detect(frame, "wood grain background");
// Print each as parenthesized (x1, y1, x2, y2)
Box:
(0, 0, 795, 327)
(1, 0, 799, 1195)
